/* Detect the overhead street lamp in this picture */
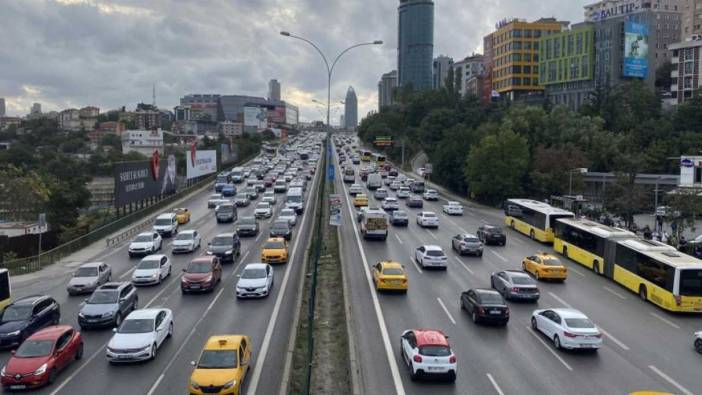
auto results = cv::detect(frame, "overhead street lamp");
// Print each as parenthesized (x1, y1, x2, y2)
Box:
(280, 31, 382, 129)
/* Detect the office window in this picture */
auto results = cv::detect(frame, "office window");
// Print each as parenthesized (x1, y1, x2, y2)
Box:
(513, 29, 522, 38)
(554, 38, 561, 58)
(568, 35, 575, 56)
(533, 42, 539, 50)
(513, 65, 522, 73)
(524, 65, 531, 74)
(513, 53, 522, 62)
(525, 29, 533, 38)
(524, 53, 532, 62)
(581, 56, 589, 78)
(576, 33, 583, 54)
(513, 77, 521, 85)
(685, 76, 693, 88)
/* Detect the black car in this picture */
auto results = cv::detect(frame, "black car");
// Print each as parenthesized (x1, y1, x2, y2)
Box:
(491, 270, 540, 302)
(207, 233, 242, 263)
(460, 289, 509, 325)
(236, 216, 260, 237)
(0, 296, 60, 348)
(78, 282, 138, 329)
(270, 219, 292, 241)
(389, 210, 409, 226)
(477, 224, 507, 246)
(406, 195, 423, 208)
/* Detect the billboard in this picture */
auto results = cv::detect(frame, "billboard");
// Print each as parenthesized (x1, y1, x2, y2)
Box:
(244, 106, 268, 129)
(623, 21, 649, 78)
(285, 104, 299, 125)
(268, 106, 286, 124)
(186, 147, 217, 179)
(114, 151, 177, 206)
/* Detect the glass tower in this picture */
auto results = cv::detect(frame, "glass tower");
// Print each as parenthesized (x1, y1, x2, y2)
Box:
(398, 0, 434, 91)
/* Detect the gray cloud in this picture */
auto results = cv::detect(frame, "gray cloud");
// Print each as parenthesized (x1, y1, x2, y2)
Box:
(1, 0, 589, 121)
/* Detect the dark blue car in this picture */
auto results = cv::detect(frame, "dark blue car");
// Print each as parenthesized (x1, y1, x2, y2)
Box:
(0, 295, 60, 348)
(222, 184, 237, 197)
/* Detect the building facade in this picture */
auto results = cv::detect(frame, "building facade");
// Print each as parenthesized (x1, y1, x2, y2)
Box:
(432, 55, 454, 89)
(398, 0, 434, 91)
(121, 129, 164, 156)
(58, 107, 99, 131)
(0, 98, 5, 117)
(268, 79, 281, 101)
(539, 23, 596, 110)
(669, 36, 702, 104)
(30, 103, 41, 115)
(683, 0, 702, 37)
(344, 87, 358, 130)
(452, 54, 486, 96)
(378, 70, 398, 110)
(180, 94, 220, 122)
(489, 18, 568, 100)
(465, 74, 492, 104)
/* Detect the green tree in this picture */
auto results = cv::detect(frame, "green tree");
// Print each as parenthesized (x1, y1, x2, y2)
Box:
(655, 61, 674, 92)
(0, 166, 50, 221)
(604, 152, 650, 227)
(529, 144, 590, 198)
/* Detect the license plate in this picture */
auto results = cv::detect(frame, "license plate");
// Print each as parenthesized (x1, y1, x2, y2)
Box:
(10, 385, 26, 390)
(427, 366, 445, 371)
(580, 344, 594, 348)
(489, 310, 501, 315)
(190, 285, 200, 289)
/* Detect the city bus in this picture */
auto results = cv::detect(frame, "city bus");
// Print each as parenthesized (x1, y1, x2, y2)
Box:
(361, 151, 372, 162)
(0, 269, 11, 312)
(373, 153, 386, 166)
(503, 199, 574, 243)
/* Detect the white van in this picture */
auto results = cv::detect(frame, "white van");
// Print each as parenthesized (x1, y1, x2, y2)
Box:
(153, 213, 179, 237)
(367, 173, 382, 191)
(285, 187, 305, 214)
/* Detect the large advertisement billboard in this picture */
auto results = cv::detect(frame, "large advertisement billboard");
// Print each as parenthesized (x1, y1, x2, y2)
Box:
(623, 21, 649, 78)
(186, 147, 217, 179)
(244, 106, 268, 129)
(285, 104, 299, 125)
(113, 152, 177, 206)
(268, 106, 286, 124)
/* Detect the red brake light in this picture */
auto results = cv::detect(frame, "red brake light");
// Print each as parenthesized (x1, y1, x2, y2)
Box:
(563, 331, 578, 338)
(512, 287, 520, 293)
(449, 355, 457, 363)
(413, 355, 422, 363)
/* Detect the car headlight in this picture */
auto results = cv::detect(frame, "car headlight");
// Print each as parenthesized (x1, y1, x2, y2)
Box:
(190, 380, 200, 390)
(78, 312, 85, 318)
(34, 363, 47, 376)
(151, 274, 159, 279)
(223, 380, 236, 389)
(7, 330, 20, 337)
(225, 250, 233, 255)
(1, 366, 6, 377)
(102, 311, 115, 318)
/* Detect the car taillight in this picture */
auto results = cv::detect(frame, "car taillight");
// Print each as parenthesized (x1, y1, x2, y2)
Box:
(512, 287, 520, 293)
(593, 333, 602, 338)
(563, 331, 578, 338)
(477, 307, 485, 314)
(413, 355, 422, 363)
(674, 295, 682, 306)
(449, 355, 457, 363)
(505, 308, 510, 316)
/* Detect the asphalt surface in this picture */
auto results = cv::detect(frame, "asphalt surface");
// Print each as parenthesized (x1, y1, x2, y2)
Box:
(1, 151, 323, 395)
(335, 138, 702, 395)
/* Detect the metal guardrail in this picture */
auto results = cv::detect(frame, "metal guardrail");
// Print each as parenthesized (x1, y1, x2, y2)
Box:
(105, 217, 154, 248)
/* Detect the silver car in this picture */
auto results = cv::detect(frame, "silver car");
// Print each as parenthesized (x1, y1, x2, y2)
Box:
(491, 270, 540, 302)
(67, 262, 111, 295)
(278, 208, 298, 227)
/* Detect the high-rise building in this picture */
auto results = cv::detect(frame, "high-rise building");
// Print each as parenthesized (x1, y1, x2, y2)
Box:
(668, 36, 702, 104)
(378, 70, 398, 110)
(432, 55, 454, 89)
(268, 79, 281, 101)
(488, 18, 569, 101)
(340, 114, 345, 128)
(344, 87, 358, 130)
(31, 103, 41, 115)
(0, 98, 5, 117)
(398, 0, 434, 91)
(180, 94, 221, 122)
(452, 54, 485, 96)
(682, 0, 702, 38)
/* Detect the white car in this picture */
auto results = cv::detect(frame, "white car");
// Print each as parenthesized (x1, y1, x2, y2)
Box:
(442, 201, 464, 216)
(207, 193, 223, 208)
(400, 329, 457, 382)
(415, 245, 448, 269)
(262, 191, 277, 204)
(374, 188, 389, 200)
(416, 211, 439, 228)
(348, 183, 364, 196)
(384, 176, 396, 186)
(278, 208, 298, 227)
(171, 230, 201, 253)
(382, 197, 400, 211)
(106, 308, 173, 363)
(128, 232, 162, 258)
(423, 189, 439, 201)
(695, 331, 702, 354)
(255, 202, 273, 219)
(236, 263, 274, 298)
(531, 308, 603, 351)
(397, 187, 410, 199)
(132, 255, 172, 285)
(390, 181, 402, 191)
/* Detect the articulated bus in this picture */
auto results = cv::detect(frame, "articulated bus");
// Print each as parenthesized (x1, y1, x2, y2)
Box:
(361, 151, 372, 162)
(0, 269, 11, 312)
(373, 153, 386, 166)
(503, 199, 574, 243)
(553, 219, 702, 312)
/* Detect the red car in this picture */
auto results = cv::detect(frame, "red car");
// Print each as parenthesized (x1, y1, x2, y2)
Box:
(1, 325, 83, 391)
(263, 177, 274, 187)
(181, 256, 222, 293)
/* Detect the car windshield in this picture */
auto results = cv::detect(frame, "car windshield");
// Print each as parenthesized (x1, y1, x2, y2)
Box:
(256, 203, 270, 209)
(242, 268, 267, 279)
(134, 235, 152, 243)
(75, 267, 98, 277)
(239, 217, 256, 225)
(281, 210, 295, 216)
(119, 319, 155, 334)
(15, 340, 54, 358)
(383, 268, 404, 275)
(216, 176, 228, 183)
(465, 237, 480, 243)
(478, 293, 504, 304)
(198, 350, 237, 369)
(1, 305, 32, 322)
(543, 258, 562, 266)
(511, 277, 533, 285)
(175, 233, 193, 241)
(273, 221, 289, 228)
(219, 205, 234, 213)
(680, 269, 702, 296)
(419, 345, 451, 357)
(565, 318, 595, 329)
(245, 188, 255, 193)
(287, 196, 302, 203)
(486, 227, 503, 234)
(88, 290, 118, 304)
(210, 194, 220, 199)
(265, 241, 286, 249)
(187, 262, 212, 274)
(426, 250, 444, 257)
(211, 237, 233, 246)
(154, 218, 172, 226)
(423, 213, 436, 218)
(137, 259, 160, 270)
(393, 211, 407, 218)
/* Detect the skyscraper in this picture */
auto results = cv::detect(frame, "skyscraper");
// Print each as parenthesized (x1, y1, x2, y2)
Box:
(268, 79, 281, 101)
(344, 87, 358, 130)
(378, 70, 398, 110)
(0, 98, 5, 117)
(31, 102, 41, 115)
(432, 55, 454, 89)
(683, 0, 702, 38)
(398, 0, 434, 91)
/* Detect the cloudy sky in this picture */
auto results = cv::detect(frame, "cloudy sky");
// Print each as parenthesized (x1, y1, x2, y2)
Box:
(1, 0, 591, 123)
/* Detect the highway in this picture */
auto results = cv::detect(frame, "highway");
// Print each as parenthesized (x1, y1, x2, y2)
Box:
(335, 138, 702, 395)
(1, 149, 322, 395)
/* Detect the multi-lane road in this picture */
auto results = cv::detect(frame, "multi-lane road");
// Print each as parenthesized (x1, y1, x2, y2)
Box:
(335, 138, 702, 395)
(1, 151, 322, 395)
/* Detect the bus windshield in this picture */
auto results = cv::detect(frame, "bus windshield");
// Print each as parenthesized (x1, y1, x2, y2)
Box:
(679, 269, 702, 296)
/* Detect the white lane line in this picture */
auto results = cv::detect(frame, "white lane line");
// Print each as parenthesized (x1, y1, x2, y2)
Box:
(119, 267, 136, 280)
(146, 287, 227, 395)
(409, 255, 424, 274)
(342, 181, 407, 395)
(241, 250, 250, 262)
(490, 250, 508, 262)
(650, 312, 681, 329)
(649, 365, 694, 395)
(526, 327, 573, 372)
(248, 166, 324, 395)
(480, 218, 489, 224)
(444, 217, 469, 233)
(569, 267, 585, 277)
(144, 275, 182, 308)
(437, 297, 456, 325)
(455, 258, 474, 274)
(394, 234, 404, 245)
(486, 373, 505, 395)
(255, 232, 263, 242)
(426, 229, 439, 240)
(548, 291, 574, 309)
(603, 286, 627, 300)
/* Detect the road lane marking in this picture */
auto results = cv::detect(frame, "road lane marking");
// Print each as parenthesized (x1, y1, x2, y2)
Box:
(395, 234, 404, 244)
(526, 326, 573, 372)
(548, 292, 573, 309)
(455, 258, 474, 274)
(426, 229, 439, 240)
(486, 373, 505, 395)
(444, 217, 469, 233)
(255, 232, 263, 242)
(490, 250, 508, 262)
(603, 286, 627, 300)
(119, 267, 136, 280)
(569, 267, 585, 277)
(649, 365, 694, 395)
(144, 275, 182, 308)
(650, 312, 681, 329)
(437, 297, 456, 325)
(480, 219, 489, 224)
(409, 254, 424, 274)
(241, 250, 250, 262)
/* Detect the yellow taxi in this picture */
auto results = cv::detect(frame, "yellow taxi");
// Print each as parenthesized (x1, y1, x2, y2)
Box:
(372, 261, 408, 292)
(522, 252, 568, 281)
(189, 335, 251, 395)
(174, 207, 191, 224)
(261, 237, 289, 264)
(353, 193, 369, 207)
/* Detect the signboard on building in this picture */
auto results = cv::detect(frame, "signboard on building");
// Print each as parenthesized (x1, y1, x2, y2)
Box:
(285, 104, 299, 125)
(374, 136, 393, 146)
(244, 106, 268, 129)
(113, 153, 177, 206)
(186, 148, 217, 179)
(588, 1, 641, 22)
(268, 106, 286, 124)
(623, 21, 649, 78)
